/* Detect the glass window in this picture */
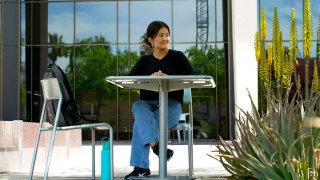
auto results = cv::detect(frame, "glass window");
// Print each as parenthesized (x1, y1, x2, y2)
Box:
(215, 0, 224, 42)
(23, 46, 54, 121)
(48, 45, 72, 70)
(48, 2, 74, 44)
(130, 0, 171, 44)
(117, 88, 131, 140)
(75, 2, 117, 44)
(175, 42, 228, 139)
(24, 2, 48, 45)
(173, 0, 196, 43)
(118, 1, 129, 43)
(173, 43, 196, 55)
(71, 45, 118, 136)
(118, 45, 140, 76)
(20, 0, 229, 141)
(20, 46, 27, 120)
(21, 3, 25, 46)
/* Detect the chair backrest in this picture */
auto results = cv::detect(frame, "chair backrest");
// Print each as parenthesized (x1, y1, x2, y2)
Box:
(183, 88, 192, 105)
(41, 78, 62, 101)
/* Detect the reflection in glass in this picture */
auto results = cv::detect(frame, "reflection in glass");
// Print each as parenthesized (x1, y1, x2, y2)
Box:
(117, 45, 140, 76)
(118, 1, 129, 43)
(72, 44, 125, 139)
(21, 3, 25, 45)
(24, 46, 54, 121)
(75, 2, 117, 43)
(173, 43, 196, 55)
(180, 43, 228, 139)
(117, 89, 132, 140)
(130, 0, 171, 43)
(48, 2, 74, 44)
(49, 45, 72, 71)
(20, 46, 27, 120)
(214, 43, 228, 138)
(215, 0, 224, 42)
(207, 0, 216, 42)
(128, 44, 143, 66)
(20, 0, 229, 141)
(72, 44, 117, 121)
(173, 0, 196, 43)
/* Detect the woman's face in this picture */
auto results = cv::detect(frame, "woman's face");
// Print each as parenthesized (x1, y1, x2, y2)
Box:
(149, 27, 170, 50)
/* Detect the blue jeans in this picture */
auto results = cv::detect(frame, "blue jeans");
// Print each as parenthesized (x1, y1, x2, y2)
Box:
(130, 99, 182, 168)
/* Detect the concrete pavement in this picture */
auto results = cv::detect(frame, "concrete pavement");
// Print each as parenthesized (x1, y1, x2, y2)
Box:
(0, 144, 230, 179)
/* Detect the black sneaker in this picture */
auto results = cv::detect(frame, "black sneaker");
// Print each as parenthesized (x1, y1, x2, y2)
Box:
(124, 167, 151, 179)
(151, 142, 174, 161)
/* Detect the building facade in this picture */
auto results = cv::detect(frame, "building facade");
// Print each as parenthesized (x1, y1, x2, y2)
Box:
(0, 0, 259, 142)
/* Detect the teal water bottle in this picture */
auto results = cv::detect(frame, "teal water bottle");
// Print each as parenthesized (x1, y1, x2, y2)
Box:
(101, 137, 111, 180)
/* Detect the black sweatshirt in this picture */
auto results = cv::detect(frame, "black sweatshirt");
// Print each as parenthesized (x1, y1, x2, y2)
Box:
(128, 49, 195, 104)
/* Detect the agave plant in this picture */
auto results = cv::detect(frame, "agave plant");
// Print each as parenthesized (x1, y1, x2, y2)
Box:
(212, 89, 320, 179)
(212, 2, 320, 179)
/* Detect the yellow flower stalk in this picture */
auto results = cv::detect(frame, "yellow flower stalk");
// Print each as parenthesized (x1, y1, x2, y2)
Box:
(313, 60, 319, 92)
(303, 0, 313, 58)
(260, 7, 267, 41)
(282, 54, 291, 89)
(274, 31, 284, 87)
(297, 74, 301, 91)
(267, 43, 273, 65)
(272, 7, 280, 61)
(272, 7, 280, 80)
(254, 32, 261, 61)
(259, 42, 269, 87)
(289, 8, 298, 63)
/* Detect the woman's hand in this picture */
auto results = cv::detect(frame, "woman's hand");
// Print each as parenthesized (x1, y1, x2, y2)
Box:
(151, 70, 167, 76)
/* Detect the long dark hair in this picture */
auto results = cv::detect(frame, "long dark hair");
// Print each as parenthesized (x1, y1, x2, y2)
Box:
(143, 21, 170, 48)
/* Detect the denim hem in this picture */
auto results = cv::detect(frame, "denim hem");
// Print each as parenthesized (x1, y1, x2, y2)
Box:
(142, 138, 159, 146)
(129, 164, 149, 169)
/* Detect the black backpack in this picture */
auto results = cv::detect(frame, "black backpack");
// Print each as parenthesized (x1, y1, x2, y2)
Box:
(43, 64, 96, 126)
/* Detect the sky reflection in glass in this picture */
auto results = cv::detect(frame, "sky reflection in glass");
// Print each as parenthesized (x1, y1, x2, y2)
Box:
(48, 3, 74, 44)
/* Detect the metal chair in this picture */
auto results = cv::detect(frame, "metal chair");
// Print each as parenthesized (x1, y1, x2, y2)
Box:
(169, 88, 193, 177)
(29, 78, 113, 180)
